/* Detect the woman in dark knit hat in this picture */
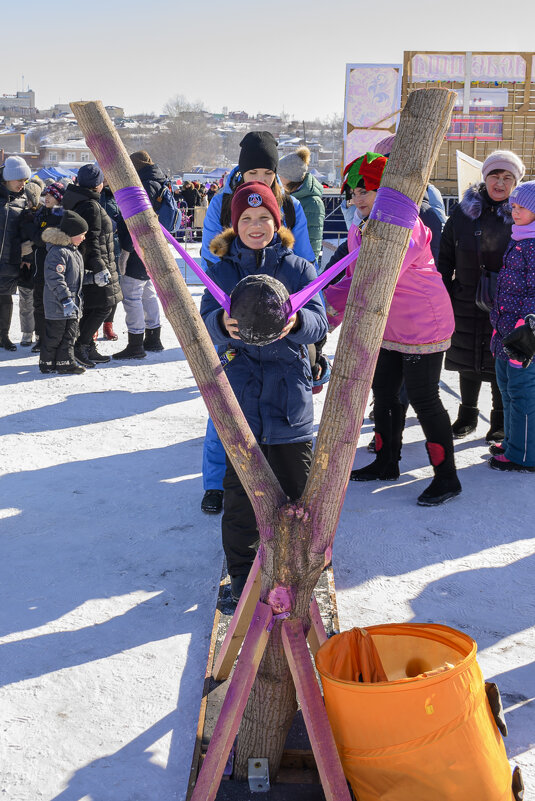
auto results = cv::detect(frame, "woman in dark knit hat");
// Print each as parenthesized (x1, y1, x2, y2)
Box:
(199, 131, 317, 514)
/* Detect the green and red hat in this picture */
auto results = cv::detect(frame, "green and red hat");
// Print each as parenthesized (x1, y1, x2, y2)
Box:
(340, 152, 387, 195)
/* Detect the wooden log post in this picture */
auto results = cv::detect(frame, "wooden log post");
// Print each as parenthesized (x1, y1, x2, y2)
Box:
(70, 101, 285, 532)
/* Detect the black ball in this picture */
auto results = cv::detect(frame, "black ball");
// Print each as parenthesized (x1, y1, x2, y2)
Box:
(230, 274, 291, 346)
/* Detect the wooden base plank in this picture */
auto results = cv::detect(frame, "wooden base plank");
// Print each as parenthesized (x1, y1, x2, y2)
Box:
(282, 619, 352, 801)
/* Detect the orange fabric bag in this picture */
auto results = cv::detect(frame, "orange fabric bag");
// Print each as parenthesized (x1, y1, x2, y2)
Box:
(315, 623, 514, 800)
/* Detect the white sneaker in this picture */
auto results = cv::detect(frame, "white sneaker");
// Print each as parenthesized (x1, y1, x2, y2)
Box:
(21, 333, 33, 346)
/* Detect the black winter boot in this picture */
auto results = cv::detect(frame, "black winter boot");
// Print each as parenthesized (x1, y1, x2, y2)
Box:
(451, 404, 478, 438)
(486, 410, 504, 443)
(74, 344, 96, 368)
(87, 341, 111, 363)
(0, 332, 16, 351)
(417, 441, 462, 506)
(351, 405, 404, 481)
(112, 332, 146, 360)
(144, 326, 164, 352)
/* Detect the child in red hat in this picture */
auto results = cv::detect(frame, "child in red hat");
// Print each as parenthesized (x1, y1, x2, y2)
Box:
(200, 182, 328, 602)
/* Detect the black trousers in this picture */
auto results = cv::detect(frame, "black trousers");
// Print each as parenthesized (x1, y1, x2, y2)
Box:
(373, 349, 455, 468)
(0, 294, 13, 334)
(40, 318, 79, 367)
(222, 440, 313, 577)
(77, 304, 113, 346)
(459, 370, 503, 412)
(32, 281, 45, 343)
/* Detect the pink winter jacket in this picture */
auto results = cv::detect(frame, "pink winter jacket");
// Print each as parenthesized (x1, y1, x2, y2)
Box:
(323, 217, 454, 354)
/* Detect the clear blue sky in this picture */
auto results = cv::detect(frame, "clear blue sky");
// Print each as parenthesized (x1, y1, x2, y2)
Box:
(3, 0, 535, 120)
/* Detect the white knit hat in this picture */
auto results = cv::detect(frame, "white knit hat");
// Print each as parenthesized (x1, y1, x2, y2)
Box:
(482, 150, 525, 185)
(2, 156, 31, 181)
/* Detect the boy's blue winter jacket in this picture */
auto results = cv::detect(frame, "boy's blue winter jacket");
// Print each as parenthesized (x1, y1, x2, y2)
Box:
(200, 227, 328, 445)
(200, 166, 316, 270)
(491, 235, 535, 362)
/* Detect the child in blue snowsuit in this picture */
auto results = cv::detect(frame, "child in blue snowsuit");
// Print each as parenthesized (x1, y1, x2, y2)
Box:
(200, 181, 327, 601)
(489, 181, 535, 472)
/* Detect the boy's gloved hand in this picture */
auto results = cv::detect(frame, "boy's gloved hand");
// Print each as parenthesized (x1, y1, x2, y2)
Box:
(62, 298, 79, 317)
(94, 268, 111, 287)
(503, 314, 535, 368)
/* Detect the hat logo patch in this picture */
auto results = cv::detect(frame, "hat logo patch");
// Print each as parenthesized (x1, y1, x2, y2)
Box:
(247, 193, 262, 207)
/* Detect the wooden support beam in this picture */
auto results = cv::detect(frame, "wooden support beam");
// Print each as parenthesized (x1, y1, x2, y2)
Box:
(213, 554, 261, 681)
(282, 619, 351, 801)
(190, 601, 273, 801)
(306, 596, 328, 657)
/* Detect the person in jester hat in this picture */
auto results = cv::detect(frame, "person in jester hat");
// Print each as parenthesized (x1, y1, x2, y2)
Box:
(200, 181, 328, 602)
(324, 152, 461, 506)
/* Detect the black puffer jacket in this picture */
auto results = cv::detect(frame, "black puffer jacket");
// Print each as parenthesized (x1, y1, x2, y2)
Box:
(438, 183, 513, 374)
(0, 168, 27, 294)
(30, 205, 64, 283)
(117, 163, 168, 280)
(62, 183, 122, 308)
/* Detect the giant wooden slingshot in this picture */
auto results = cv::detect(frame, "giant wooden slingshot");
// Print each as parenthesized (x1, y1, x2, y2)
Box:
(71, 88, 455, 800)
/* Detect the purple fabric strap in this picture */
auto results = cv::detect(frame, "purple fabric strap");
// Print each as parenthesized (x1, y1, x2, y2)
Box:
(368, 186, 419, 229)
(288, 246, 359, 315)
(113, 186, 231, 313)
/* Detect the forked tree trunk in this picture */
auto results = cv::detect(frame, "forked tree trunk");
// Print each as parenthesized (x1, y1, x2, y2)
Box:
(71, 88, 456, 786)
(234, 87, 456, 779)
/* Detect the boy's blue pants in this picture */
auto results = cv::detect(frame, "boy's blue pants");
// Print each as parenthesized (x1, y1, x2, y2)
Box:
(202, 418, 226, 491)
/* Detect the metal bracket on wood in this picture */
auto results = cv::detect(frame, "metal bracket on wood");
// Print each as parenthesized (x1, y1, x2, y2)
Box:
(248, 758, 270, 792)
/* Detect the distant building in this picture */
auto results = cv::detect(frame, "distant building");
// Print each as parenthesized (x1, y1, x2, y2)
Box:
(39, 139, 94, 168)
(0, 132, 26, 152)
(0, 90, 36, 117)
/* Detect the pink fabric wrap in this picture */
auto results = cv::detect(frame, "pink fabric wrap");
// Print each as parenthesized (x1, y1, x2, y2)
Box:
(323, 217, 454, 350)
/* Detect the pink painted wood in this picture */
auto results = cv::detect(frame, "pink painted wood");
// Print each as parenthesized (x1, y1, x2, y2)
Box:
(281, 619, 352, 801)
(307, 596, 328, 657)
(212, 554, 261, 681)
(190, 601, 273, 801)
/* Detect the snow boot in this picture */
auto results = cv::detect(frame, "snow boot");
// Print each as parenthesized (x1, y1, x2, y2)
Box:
(486, 409, 504, 443)
(74, 344, 96, 368)
(103, 322, 118, 341)
(230, 574, 248, 603)
(201, 489, 224, 514)
(143, 326, 164, 352)
(21, 332, 33, 346)
(0, 332, 16, 351)
(112, 332, 146, 360)
(87, 341, 110, 364)
(57, 361, 86, 375)
(489, 443, 505, 456)
(350, 405, 404, 482)
(31, 339, 41, 353)
(451, 404, 478, 438)
(488, 454, 535, 473)
(417, 441, 462, 506)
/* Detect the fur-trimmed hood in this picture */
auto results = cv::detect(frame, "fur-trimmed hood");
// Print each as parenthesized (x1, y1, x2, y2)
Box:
(42, 226, 73, 247)
(459, 182, 513, 223)
(209, 225, 295, 258)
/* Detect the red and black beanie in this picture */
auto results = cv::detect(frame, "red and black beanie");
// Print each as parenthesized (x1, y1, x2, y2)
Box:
(231, 181, 282, 233)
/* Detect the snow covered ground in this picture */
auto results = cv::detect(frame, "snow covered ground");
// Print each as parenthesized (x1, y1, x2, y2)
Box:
(1, 286, 533, 800)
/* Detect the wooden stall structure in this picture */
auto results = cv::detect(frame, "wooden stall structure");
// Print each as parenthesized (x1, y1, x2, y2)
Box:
(402, 51, 535, 196)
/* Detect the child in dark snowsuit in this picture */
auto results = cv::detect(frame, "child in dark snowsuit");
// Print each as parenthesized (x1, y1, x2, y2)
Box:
(40, 210, 88, 375)
(200, 182, 328, 601)
(489, 181, 535, 472)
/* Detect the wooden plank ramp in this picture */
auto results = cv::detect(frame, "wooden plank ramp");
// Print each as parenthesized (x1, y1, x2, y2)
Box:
(186, 564, 345, 801)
